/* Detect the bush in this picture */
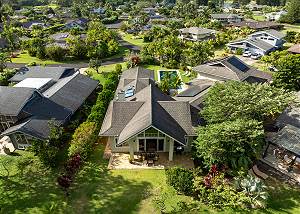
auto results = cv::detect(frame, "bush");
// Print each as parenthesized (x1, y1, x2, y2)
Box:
(0, 69, 17, 86)
(45, 45, 68, 61)
(68, 122, 97, 160)
(236, 48, 243, 55)
(166, 167, 194, 195)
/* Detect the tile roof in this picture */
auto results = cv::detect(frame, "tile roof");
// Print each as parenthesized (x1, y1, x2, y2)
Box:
(288, 44, 300, 54)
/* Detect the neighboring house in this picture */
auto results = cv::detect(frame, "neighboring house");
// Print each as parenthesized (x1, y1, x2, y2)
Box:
(265, 11, 287, 22)
(230, 21, 283, 31)
(193, 56, 272, 83)
(211, 13, 243, 24)
(105, 21, 123, 30)
(175, 79, 215, 110)
(0, 67, 98, 150)
(22, 21, 47, 30)
(65, 18, 89, 30)
(247, 3, 264, 11)
(99, 67, 201, 161)
(143, 7, 158, 16)
(48, 33, 86, 49)
(227, 29, 285, 55)
(91, 7, 106, 14)
(288, 44, 300, 54)
(0, 23, 3, 33)
(262, 92, 300, 183)
(178, 27, 216, 41)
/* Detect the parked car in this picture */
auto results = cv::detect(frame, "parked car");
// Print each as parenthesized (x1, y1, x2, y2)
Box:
(243, 51, 251, 57)
(251, 53, 261, 60)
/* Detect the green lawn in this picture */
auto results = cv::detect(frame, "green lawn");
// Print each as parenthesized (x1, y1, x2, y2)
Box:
(87, 62, 127, 84)
(121, 33, 149, 47)
(11, 52, 65, 65)
(253, 15, 266, 22)
(1, 144, 300, 213)
(281, 23, 300, 33)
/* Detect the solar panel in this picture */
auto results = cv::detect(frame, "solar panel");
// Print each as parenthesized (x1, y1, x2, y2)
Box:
(177, 85, 211, 97)
(227, 57, 249, 72)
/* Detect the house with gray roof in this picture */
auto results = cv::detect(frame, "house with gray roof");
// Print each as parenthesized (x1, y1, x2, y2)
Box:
(193, 56, 272, 83)
(0, 67, 98, 150)
(99, 67, 201, 161)
(178, 27, 216, 42)
(227, 30, 285, 55)
(211, 13, 243, 24)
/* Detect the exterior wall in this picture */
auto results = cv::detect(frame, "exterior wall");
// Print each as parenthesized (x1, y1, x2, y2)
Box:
(9, 133, 33, 150)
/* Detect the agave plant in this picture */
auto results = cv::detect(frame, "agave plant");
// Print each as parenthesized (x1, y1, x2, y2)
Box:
(235, 175, 269, 208)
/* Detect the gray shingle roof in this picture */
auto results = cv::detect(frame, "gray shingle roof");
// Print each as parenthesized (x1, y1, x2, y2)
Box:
(0, 87, 36, 116)
(100, 81, 199, 145)
(43, 72, 98, 113)
(1, 96, 72, 139)
(264, 29, 285, 40)
(247, 38, 275, 52)
(193, 56, 272, 82)
(10, 67, 76, 82)
(211, 13, 242, 19)
(269, 125, 300, 156)
(179, 27, 215, 35)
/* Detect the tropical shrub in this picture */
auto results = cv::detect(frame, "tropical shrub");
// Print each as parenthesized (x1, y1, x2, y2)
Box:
(166, 167, 194, 195)
(194, 119, 265, 170)
(68, 122, 97, 160)
(234, 175, 269, 208)
(45, 45, 68, 61)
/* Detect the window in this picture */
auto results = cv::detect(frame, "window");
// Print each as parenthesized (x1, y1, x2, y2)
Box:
(158, 139, 164, 151)
(139, 139, 145, 152)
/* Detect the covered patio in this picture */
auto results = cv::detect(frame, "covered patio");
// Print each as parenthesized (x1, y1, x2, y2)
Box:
(263, 125, 300, 183)
(108, 152, 194, 169)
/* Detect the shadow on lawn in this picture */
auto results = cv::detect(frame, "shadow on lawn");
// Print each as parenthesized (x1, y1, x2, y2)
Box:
(262, 180, 300, 214)
(69, 145, 152, 214)
(1, 145, 152, 214)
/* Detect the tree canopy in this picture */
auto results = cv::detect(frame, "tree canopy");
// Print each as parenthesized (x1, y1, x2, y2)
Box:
(201, 81, 295, 124)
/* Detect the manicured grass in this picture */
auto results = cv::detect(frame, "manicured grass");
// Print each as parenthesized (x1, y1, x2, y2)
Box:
(281, 23, 300, 33)
(1, 144, 300, 213)
(11, 52, 64, 65)
(87, 62, 127, 84)
(121, 33, 149, 47)
(253, 15, 266, 22)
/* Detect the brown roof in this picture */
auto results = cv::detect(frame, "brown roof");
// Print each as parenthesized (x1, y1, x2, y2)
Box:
(288, 44, 300, 54)
(230, 21, 283, 30)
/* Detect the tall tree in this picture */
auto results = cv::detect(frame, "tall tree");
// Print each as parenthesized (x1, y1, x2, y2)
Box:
(201, 81, 295, 124)
(273, 54, 300, 91)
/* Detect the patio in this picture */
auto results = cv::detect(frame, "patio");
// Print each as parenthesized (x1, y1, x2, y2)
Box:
(108, 152, 194, 169)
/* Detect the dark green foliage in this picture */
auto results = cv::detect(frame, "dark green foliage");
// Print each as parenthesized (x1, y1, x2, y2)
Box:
(45, 45, 68, 61)
(29, 124, 65, 167)
(272, 54, 300, 91)
(68, 122, 97, 160)
(166, 167, 194, 195)
(201, 81, 295, 124)
(194, 119, 265, 170)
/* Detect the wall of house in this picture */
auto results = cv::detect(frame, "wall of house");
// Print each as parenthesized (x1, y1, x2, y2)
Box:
(0, 115, 18, 133)
(9, 132, 33, 150)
